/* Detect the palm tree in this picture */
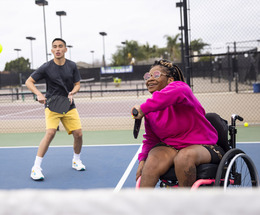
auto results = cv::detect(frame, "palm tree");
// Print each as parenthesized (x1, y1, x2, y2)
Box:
(190, 38, 209, 54)
(164, 34, 181, 62)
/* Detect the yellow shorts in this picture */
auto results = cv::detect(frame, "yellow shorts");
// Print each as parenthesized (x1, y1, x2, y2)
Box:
(45, 108, 82, 134)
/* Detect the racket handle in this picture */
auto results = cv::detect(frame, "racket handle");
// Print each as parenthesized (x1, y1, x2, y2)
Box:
(132, 108, 138, 117)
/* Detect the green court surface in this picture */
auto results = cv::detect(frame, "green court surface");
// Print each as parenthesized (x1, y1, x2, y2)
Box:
(0, 126, 259, 147)
(0, 130, 144, 147)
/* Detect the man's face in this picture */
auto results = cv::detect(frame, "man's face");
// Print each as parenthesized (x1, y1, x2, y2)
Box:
(51, 40, 67, 59)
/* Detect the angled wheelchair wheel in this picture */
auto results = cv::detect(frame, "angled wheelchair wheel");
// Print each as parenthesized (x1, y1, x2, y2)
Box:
(214, 148, 259, 188)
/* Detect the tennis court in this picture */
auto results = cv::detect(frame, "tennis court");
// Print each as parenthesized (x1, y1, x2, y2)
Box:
(1, 77, 260, 214)
(1, 97, 260, 215)
(1, 140, 260, 215)
(0, 144, 141, 190)
(0, 130, 260, 191)
(1, 86, 260, 191)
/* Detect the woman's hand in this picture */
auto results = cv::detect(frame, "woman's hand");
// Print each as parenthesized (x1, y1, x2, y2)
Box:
(131, 105, 144, 120)
(136, 160, 145, 181)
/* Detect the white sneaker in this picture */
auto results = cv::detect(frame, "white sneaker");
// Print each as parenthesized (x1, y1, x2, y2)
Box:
(31, 166, 44, 180)
(72, 159, 85, 171)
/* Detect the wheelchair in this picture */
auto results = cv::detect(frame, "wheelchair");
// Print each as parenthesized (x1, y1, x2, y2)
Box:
(134, 112, 259, 190)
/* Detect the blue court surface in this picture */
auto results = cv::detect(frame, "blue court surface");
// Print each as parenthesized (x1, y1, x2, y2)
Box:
(0, 143, 259, 190)
(0, 144, 141, 190)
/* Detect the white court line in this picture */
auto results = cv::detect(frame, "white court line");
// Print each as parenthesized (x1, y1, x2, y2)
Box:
(237, 142, 260, 144)
(0, 144, 141, 149)
(114, 144, 142, 193)
(0, 107, 43, 119)
(1, 142, 259, 150)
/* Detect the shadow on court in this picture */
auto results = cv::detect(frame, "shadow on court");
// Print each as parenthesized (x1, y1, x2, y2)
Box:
(0, 145, 140, 190)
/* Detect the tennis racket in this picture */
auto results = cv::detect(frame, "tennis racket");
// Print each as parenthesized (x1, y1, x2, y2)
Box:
(132, 108, 142, 139)
(46, 95, 71, 114)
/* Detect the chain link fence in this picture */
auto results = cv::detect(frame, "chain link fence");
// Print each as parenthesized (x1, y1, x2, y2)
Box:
(0, 0, 259, 133)
(186, 0, 260, 128)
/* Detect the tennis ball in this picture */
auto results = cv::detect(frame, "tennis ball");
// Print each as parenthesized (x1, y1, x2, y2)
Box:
(0, 44, 2, 53)
(244, 122, 249, 127)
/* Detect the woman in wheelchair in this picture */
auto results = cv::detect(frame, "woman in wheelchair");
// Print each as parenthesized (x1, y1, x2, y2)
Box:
(132, 59, 225, 188)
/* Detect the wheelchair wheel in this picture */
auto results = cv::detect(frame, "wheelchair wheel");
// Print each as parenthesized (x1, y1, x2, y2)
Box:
(214, 148, 259, 188)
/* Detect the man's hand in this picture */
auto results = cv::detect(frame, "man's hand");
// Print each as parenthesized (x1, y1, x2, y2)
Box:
(37, 94, 46, 104)
(25, 76, 46, 104)
(68, 92, 74, 104)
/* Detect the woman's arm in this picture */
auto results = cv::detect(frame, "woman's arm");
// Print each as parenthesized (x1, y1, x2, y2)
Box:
(138, 118, 160, 162)
(141, 82, 191, 115)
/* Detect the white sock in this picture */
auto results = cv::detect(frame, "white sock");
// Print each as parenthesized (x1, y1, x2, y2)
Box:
(34, 156, 43, 168)
(73, 153, 80, 161)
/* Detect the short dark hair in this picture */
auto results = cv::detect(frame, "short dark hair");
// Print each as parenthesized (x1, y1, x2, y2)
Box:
(52, 38, 66, 47)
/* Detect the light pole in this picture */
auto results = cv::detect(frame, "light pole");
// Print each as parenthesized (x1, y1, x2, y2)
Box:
(121, 41, 126, 65)
(99, 32, 107, 67)
(35, 0, 48, 62)
(26, 36, 36, 69)
(67, 45, 73, 60)
(182, 0, 191, 86)
(176, 1, 185, 73)
(56, 11, 66, 38)
(14, 48, 21, 58)
(90, 50, 95, 67)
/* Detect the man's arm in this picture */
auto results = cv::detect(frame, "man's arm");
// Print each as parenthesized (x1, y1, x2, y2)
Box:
(68, 81, 80, 103)
(25, 76, 46, 104)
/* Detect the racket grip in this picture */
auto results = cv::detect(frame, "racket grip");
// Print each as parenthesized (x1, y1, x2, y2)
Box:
(132, 108, 138, 117)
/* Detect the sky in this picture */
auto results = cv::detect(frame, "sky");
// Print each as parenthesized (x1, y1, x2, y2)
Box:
(0, 0, 259, 71)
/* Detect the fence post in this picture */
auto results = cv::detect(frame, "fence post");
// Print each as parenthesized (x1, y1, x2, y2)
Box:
(90, 85, 92, 99)
(227, 46, 232, 92)
(235, 73, 239, 93)
(100, 82, 103, 97)
(233, 42, 239, 93)
(183, 0, 191, 87)
(210, 55, 213, 83)
(16, 88, 19, 100)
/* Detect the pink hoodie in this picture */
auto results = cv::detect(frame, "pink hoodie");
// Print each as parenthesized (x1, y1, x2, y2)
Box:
(138, 81, 218, 162)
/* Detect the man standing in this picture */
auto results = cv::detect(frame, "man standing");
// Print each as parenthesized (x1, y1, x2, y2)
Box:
(26, 38, 85, 181)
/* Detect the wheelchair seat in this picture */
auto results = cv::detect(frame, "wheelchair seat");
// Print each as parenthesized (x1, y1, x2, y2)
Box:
(160, 113, 229, 184)
(160, 163, 219, 182)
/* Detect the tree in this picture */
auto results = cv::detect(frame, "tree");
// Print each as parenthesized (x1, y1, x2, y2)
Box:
(190, 38, 209, 54)
(111, 40, 162, 66)
(164, 34, 181, 62)
(4, 57, 31, 73)
(111, 49, 125, 66)
(110, 36, 210, 66)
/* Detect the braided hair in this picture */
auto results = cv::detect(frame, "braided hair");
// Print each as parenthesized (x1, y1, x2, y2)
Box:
(151, 59, 185, 82)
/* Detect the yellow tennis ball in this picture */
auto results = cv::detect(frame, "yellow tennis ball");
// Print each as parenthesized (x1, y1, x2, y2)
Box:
(0, 44, 2, 53)
(244, 122, 249, 127)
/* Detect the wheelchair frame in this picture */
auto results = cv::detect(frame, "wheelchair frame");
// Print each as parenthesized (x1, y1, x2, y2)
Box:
(135, 113, 259, 190)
